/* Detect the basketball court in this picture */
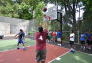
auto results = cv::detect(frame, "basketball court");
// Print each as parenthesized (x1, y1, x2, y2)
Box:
(0, 44, 69, 63)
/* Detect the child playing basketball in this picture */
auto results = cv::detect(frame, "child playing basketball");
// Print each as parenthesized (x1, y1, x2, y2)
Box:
(15, 29, 25, 50)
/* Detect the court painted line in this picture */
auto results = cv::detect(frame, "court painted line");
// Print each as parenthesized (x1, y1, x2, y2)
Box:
(0, 45, 33, 52)
(48, 50, 70, 63)
(56, 57, 61, 60)
(0, 48, 16, 52)
(78, 51, 92, 56)
(89, 54, 92, 56)
(63, 46, 92, 56)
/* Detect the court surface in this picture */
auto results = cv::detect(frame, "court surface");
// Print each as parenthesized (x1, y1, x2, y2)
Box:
(0, 43, 69, 63)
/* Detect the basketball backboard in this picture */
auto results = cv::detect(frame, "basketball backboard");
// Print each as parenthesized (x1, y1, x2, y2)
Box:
(43, 6, 57, 21)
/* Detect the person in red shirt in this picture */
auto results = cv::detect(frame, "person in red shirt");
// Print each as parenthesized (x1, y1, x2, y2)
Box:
(52, 31, 57, 42)
(35, 27, 48, 63)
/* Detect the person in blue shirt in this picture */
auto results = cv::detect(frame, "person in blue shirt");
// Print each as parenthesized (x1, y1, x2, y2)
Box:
(57, 30, 62, 46)
(80, 33, 86, 50)
(90, 33, 92, 49)
(85, 32, 92, 50)
(15, 29, 25, 50)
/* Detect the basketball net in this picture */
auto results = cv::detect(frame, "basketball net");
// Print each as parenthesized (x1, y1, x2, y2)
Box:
(43, 15, 52, 21)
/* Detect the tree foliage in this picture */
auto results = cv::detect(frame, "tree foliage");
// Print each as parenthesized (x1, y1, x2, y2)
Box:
(17, 2, 32, 19)
(0, 0, 43, 20)
(34, 2, 45, 26)
(79, 0, 92, 32)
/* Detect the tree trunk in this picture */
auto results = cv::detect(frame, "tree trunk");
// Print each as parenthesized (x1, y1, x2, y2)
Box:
(72, 0, 76, 31)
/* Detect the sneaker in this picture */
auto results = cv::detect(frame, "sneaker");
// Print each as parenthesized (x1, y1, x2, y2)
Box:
(88, 47, 91, 50)
(23, 47, 27, 51)
(17, 48, 20, 50)
(70, 48, 76, 54)
(83, 46, 86, 50)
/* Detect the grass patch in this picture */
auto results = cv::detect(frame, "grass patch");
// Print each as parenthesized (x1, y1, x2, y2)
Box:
(51, 52, 92, 63)
(0, 38, 35, 51)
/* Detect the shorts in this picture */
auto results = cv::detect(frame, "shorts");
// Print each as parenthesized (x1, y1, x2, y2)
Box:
(69, 41, 74, 45)
(18, 39, 24, 44)
(57, 38, 61, 42)
(87, 40, 92, 45)
(80, 41, 85, 44)
(36, 49, 46, 62)
(52, 36, 56, 41)
(47, 35, 51, 40)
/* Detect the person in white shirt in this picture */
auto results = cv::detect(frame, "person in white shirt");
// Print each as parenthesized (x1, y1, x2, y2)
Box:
(69, 31, 75, 48)
(69, 31, 76, 53)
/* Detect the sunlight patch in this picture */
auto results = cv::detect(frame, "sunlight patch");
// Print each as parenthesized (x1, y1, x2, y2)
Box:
(74, 56, 88, 63)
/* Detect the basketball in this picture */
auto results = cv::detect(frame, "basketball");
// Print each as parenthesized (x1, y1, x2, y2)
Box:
(43, 7, 47, 12)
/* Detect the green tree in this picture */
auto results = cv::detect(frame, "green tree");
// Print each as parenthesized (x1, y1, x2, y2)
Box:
(80, 0, 92, 32)
(16, 2, 32, 19)
(0, 0, 44, 20)
(0, 2, 14, 17)
(34, 2, 45, 26)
